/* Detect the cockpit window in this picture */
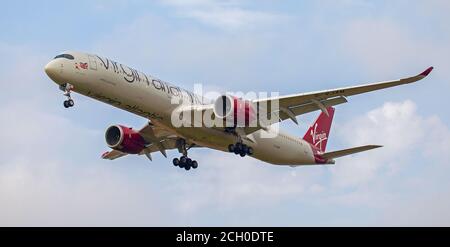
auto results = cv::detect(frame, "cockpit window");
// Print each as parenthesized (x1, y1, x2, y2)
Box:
(54, 54, 74, 60)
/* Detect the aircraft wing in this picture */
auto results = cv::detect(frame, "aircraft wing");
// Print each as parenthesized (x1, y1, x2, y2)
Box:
(101, 122, 181, 161)
(252, 67, 433, 126)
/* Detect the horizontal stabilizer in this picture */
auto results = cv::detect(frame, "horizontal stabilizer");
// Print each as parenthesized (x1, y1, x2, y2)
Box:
(322, 145, 382, 160)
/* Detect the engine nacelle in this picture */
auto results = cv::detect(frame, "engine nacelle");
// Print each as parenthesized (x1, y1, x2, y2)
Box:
(105, 125, 146, 154)
(213, 95, 256, 127)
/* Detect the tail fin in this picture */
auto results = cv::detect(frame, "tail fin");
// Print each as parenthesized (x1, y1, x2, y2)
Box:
(303, 107, 335, 152)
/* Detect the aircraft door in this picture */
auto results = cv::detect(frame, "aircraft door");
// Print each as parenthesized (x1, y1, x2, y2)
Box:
(88, 55, 97, 71)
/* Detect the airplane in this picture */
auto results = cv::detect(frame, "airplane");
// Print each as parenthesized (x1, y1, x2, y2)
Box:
(44, 51, 433, 170)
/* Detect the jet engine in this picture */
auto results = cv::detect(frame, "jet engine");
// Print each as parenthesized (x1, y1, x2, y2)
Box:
(213, 95, 256, 127)
(105, 125, 146, 154)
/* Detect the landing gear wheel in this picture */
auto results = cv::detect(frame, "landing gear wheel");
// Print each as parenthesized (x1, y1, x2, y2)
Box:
(229, 142, 252, 157)
(180, 156, 187, 164)
(235, 143, 242, 151)
(179, 159, 185, 168)
(242, 145, 249, 154)
(175, 140, 198, 171)
(63, 99, 74, 108)
(228, 144, 235, 152)
(173, 158, 180, 167)
(175, 156, 198, 171)
(192, 161, 198, 169)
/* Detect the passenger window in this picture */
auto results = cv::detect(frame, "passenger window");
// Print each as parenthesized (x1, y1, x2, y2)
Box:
(54, 54, 74, 60)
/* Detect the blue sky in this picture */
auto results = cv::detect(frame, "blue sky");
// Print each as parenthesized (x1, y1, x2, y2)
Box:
(1, 0, 450, 226)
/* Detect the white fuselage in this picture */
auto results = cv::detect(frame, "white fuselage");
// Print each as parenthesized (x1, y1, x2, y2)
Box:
(45, 51, 318, 165)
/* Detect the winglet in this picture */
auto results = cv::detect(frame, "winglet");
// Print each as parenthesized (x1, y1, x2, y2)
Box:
(419, 66, 434, 77)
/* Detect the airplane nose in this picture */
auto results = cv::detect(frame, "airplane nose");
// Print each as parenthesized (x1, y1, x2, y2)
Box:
(44, 61, 56, 77)
(44, 60, 64, 84)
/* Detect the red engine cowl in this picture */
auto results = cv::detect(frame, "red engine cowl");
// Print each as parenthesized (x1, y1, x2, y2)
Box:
(213, 95, 256, 127)
(105, 125, 146, 154)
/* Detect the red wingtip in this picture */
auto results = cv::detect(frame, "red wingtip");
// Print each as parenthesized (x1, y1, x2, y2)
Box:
(420, 66, 434, 77)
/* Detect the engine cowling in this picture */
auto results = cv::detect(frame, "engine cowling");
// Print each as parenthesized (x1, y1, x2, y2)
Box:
(213, 95, 256, 127)
(105, 125, 146, 154)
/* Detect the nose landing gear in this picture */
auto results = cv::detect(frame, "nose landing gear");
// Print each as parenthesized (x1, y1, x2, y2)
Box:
(60, 83, 75, 108)
(63, 99, 74, 108)
(228, 143, 253, 157)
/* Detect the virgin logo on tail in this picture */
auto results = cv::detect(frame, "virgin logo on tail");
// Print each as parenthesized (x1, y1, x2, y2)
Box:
(303, 107, 334, 153)
(310, 123, 328, 151)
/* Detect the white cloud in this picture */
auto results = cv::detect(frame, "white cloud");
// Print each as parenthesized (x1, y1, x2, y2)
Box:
(380, 191, 450, 226)
(333, 100, 450, 188)
(165, 151, 326, 215)
(0, 157, 173, 226)
(163, 100, 450, 225)
(0, 104, 170, 226)
(160, 0, 284, 30)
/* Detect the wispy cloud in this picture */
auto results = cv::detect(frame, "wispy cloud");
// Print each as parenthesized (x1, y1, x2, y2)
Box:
(160, 0, 285, 30)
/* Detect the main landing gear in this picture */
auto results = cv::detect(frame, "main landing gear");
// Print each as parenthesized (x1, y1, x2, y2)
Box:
(61, 83, 75, 108)
(172, 156, 198, 171)
(228, 143, 253, 157)
(173, 139, 198, 171)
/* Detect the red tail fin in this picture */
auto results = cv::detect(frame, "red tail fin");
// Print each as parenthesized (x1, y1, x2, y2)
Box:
(303, 107, 335, 152)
